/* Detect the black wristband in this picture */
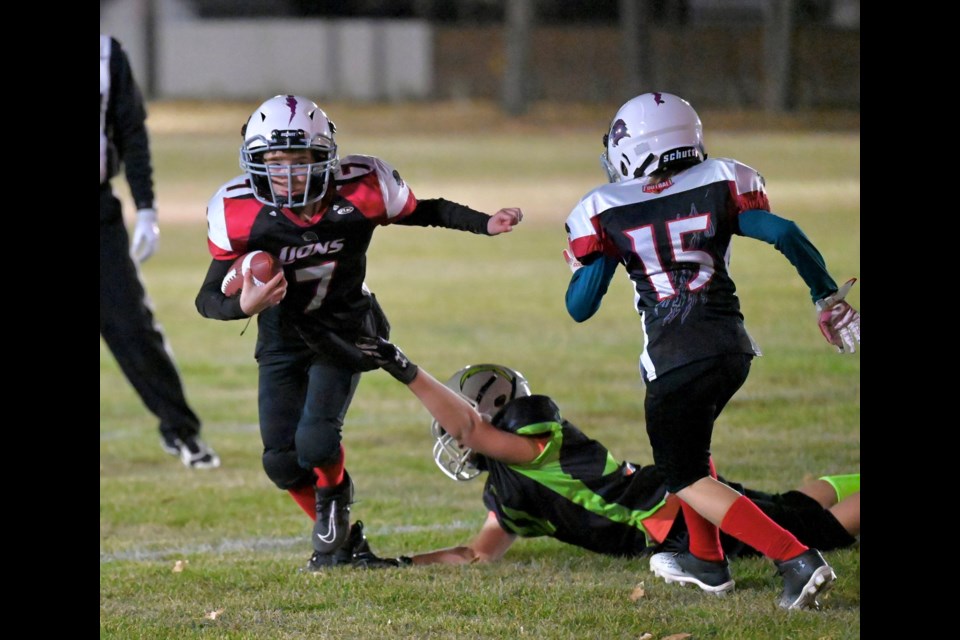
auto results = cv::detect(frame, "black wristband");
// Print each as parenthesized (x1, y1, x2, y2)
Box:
(388, 363, 418, 385)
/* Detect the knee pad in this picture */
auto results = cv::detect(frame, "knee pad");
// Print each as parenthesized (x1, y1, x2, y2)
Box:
(295, 427, 343, 469)
(262, 448, 313, 490)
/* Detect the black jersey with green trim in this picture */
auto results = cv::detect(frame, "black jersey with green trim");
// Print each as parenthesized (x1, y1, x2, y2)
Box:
(565, 158, 768, 380)
(481, 416, 668, 557)
(205, 155, 416, 334)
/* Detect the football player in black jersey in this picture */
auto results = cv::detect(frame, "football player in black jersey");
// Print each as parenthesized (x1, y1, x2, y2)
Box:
(352, 357, 857, 573)
(564, 92, 859, 609)
(195, 95, 522, 571)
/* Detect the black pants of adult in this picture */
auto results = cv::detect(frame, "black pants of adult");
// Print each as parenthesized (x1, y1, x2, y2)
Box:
(645, 353, 752, 493)
(99, 186, 201, 441)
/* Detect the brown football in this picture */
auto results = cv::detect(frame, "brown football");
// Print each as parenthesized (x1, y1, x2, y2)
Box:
(220, 251, 282, 297)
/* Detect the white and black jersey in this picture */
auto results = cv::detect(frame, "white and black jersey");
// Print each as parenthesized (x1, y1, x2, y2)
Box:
(565, 158, 769, 380)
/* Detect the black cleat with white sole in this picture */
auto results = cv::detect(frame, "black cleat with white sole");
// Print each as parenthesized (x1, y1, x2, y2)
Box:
(312, 471, 354, 554)
(776, 548, 836, 610)
(649, 551, 735, 595)
(161, 435, 221, 469)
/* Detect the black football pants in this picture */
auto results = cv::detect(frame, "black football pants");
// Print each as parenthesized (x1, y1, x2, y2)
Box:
(644, 353, 752, 493)
(256, 335, 361, 490)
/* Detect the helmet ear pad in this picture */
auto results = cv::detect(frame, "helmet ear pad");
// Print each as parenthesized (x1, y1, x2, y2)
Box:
(492, 395, 562, 435)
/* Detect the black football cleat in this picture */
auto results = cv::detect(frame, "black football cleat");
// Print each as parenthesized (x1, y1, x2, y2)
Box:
(776, 548, 836, 610)
(302, 521, 365, 572)
(649, 551, 735, 595)
(312, 472, 354, 554)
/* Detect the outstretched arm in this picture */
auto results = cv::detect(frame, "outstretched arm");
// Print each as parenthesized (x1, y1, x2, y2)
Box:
(398, 199, 522, 235)
(406, 369, 543, 465)
(355, 338, 543, 465)
(409, 512, 517, 565)
(738, 209, 838, 301)
(739, 209, 859, 352)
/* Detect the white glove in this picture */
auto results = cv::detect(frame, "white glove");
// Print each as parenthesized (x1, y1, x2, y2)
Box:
(130, 208, 160, 263)
(816, 278, 860, 354)
(563, 249, 583, 273)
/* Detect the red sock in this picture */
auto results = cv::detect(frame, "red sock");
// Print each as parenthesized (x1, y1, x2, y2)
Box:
(681, 500, 725, 562)
(314, 445, 346, 489)
(720, 495, 807, 561)
(288, 485, 316, 521)
(679, 459, 724, 562)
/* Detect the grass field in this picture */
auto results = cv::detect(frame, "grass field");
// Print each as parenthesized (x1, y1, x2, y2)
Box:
(100, 101, 860, 639)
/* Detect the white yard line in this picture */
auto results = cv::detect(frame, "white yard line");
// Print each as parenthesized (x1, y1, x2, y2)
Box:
(100, 520, 475, 564)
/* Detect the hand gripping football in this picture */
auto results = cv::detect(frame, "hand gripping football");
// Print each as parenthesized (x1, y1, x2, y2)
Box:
(221, 250, 282, 297)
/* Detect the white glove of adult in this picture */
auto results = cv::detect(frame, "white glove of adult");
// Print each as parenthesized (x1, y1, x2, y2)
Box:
(130, 208, 160, 263)
(816, 278, 860, 354)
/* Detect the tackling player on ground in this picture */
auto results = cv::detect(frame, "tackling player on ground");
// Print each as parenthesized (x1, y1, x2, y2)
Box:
(195, 95, 522, 571)
(562, 92, 859, 610)
(345, 351, 859, 603)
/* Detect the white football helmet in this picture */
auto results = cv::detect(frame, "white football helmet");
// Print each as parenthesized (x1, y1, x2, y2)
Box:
(600, 92, 706, 183)
(239, 95, 339, 208)
(430, 364, 532, 481)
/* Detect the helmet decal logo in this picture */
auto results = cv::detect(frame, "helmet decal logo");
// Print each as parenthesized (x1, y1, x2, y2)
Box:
(285, 95, 298, 126)
(653, 92, 665, 105)
(609, 119, 630, 148)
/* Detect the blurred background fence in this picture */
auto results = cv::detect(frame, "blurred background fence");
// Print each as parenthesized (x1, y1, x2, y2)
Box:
(101, 0, 859, 111)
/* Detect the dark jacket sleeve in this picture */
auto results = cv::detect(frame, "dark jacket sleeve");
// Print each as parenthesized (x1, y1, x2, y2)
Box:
(107, 37, 154, 210)
(196, 258, 247, 320)
(395, 198, 490, 234)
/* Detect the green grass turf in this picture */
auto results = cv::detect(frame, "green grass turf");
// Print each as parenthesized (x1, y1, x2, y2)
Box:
(101, 101, 859, 639)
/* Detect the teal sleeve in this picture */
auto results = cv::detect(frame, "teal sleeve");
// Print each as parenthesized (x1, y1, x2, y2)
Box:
(565, 255, 619, 322)
(738, 209, 838, 302)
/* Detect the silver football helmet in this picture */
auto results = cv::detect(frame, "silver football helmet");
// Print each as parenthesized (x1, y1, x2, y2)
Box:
(431, 364, 532, 481)
(239, 94, 339, 208)
(600, 92, 705, 183)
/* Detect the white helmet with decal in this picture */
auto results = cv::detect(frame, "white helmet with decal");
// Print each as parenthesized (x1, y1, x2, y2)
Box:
(601, 92, 706, 183)
(239, 95, 339, 207)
